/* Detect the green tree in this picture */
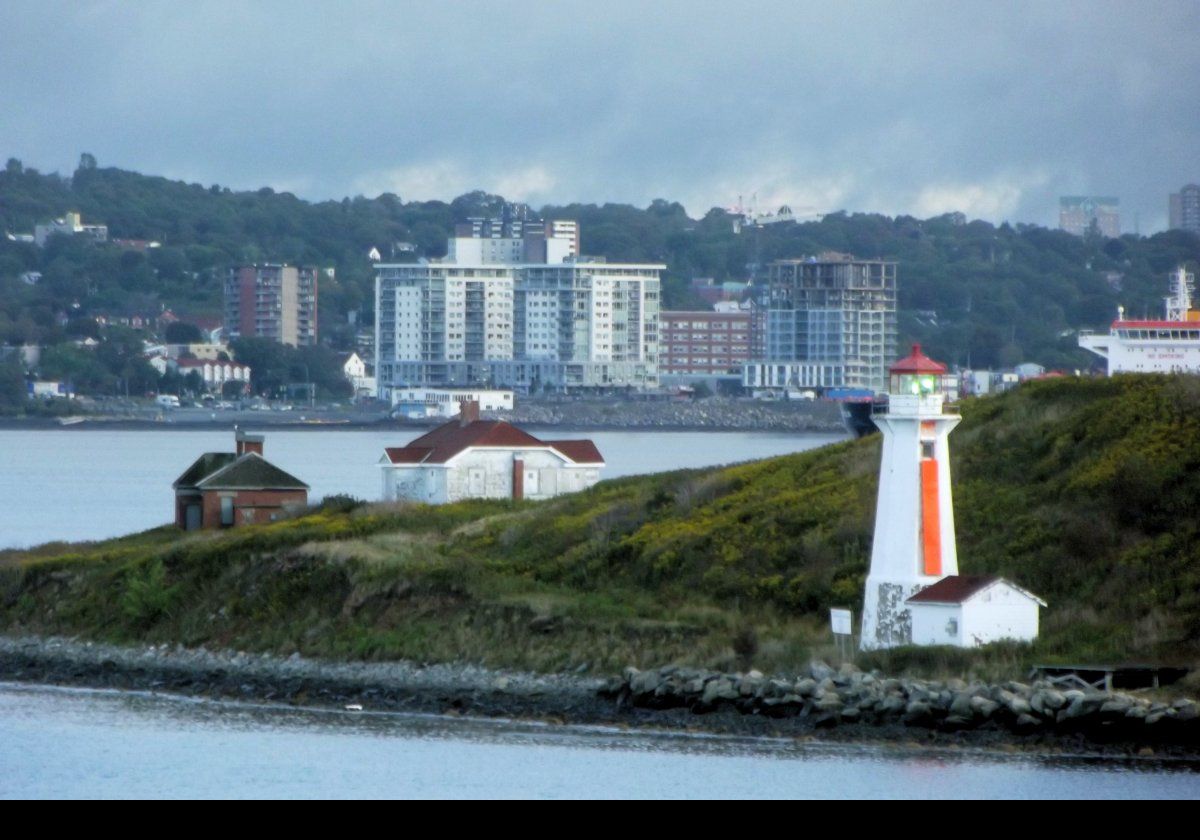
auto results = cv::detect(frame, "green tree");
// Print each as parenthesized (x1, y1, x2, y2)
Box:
(164, 321, 204, 343)
(0, 357, 26, 411)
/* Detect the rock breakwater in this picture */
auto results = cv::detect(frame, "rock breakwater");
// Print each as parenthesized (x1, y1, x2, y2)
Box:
(605, 662, 1200, 747)
(500, 397, 844, 432)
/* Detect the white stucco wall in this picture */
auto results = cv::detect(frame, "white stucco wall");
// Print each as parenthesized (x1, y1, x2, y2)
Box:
(381, 447, 601, 504)
(910, 583, 1042, 648)
(960, 584, 1041, 646)
(910, 602, 963, 646)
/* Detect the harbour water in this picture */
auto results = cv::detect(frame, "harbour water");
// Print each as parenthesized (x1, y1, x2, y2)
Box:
(0, 427, 843, 549)
(1, 683, 1196, 799)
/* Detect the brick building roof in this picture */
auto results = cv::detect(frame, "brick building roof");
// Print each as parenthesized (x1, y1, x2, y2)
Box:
(174, 452, 308, 491)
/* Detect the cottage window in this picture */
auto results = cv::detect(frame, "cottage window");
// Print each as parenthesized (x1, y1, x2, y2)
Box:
(946, 618, 958, 637)
(220, 497, 234, 527)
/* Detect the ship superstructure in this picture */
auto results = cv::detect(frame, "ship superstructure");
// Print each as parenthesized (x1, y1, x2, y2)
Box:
(1079, 266, 1200, 375)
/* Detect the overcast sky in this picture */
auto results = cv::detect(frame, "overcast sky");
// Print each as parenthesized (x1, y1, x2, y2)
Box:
(2, 1, 1197, 231)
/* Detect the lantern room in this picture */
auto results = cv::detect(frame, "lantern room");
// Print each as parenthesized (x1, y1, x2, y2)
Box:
(889, 344, 948, 396)
(886, 344, 952, 418)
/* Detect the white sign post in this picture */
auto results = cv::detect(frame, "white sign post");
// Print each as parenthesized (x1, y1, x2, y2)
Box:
(830, 608, 854, 662)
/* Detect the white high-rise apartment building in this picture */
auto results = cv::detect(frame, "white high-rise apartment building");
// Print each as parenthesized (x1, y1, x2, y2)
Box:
(375, 224, 661, 394)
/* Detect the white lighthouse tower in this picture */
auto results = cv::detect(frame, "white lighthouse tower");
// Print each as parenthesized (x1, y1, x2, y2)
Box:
(860, 345, 960, 650)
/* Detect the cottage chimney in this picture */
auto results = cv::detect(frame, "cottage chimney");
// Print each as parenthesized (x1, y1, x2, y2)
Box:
(236, 430, 264, 457)
(459, 400, 480, 427)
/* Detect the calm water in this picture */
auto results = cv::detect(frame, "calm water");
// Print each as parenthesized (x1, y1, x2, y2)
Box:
(0, 428, 843, 549)
(1, 684, 1196, 799)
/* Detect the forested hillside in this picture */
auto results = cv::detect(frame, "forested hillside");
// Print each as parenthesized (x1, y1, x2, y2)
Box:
(2, 155, 1198, 369)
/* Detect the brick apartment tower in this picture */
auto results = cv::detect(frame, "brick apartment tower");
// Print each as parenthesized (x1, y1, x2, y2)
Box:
(225, 264, 319, 346)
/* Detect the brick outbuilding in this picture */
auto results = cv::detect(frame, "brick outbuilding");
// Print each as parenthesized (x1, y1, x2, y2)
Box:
(173, 431, 309, 530)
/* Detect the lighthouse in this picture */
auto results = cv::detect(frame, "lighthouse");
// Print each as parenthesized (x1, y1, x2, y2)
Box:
(860, 345, 960, 650)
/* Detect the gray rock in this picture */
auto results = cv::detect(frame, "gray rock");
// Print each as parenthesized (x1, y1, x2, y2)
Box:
(629, 670, 661, 697)
(969, 696, 1000, 718)
(808, 661, 835, 682)
(903, 700, 933, 724)
(1099, 698, 1133, 716)
(793, 678, 818, 698)
(701, 678, 738, 705)
(738, 676, 764, 697)
(998, 690, 1032, 716)
(949, 692, 974, 718)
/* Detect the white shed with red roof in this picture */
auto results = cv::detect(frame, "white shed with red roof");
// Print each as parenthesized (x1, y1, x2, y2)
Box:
(906, 575, 1046, 648)
(379, 402, 604, 504)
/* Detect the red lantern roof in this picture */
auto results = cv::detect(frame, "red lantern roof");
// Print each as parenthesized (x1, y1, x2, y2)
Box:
(890, 343, 947, 375)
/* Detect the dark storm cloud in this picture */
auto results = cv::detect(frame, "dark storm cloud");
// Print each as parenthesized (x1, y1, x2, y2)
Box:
(1, 1, 1197, 229)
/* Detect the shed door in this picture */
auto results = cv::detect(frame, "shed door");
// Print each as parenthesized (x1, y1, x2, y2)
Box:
(185, 504, 202, 531)
(468, 468, 486, 496)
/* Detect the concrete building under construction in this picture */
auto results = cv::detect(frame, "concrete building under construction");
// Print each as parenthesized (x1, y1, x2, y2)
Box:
(744, 254, 898, 394)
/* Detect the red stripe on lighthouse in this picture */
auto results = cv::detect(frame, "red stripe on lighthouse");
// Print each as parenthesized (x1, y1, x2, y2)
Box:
(920, 458, 942, 576)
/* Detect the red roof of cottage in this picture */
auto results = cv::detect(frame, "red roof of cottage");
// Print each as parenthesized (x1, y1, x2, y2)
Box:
(543, 440, 605, 465)
(383, 419, 604, 466)
(890, 343, 947, 375)
(906, 575, 1046, 606)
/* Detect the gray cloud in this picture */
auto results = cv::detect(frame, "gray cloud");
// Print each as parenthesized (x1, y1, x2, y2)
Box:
(1, 0, 1197, 230)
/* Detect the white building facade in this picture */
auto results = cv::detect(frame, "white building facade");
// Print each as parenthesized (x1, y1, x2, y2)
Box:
(375, 253, 662, 394)
(389, 388, 514, 418)
(908, 576, 1046, 648)
(380, 406, 603, 504)
(172, 359, 252, 391)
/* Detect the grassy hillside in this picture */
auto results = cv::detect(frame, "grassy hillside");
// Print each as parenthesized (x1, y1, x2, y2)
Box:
(2, 375, 1199, 677)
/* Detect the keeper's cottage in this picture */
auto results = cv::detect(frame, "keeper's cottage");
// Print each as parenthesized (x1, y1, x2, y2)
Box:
(380, 402, 604, 504)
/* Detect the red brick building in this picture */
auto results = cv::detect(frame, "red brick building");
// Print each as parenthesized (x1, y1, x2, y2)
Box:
(660, 310, 756, 376)
(173, 431, 308, 530)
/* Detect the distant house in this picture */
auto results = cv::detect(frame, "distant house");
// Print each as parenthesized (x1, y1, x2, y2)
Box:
(173, 431, 308, 530)
(379, 402, 604, 504)
(33, 211, 108, 247)
(906, 575, 1046, 648)
(337, 352, 376, 399)
(173, 357, 252, 393)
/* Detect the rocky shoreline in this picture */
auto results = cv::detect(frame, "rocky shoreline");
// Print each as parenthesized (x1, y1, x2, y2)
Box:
(499, 398, 845, 432)
(0, 397, 846, 433)
(3, 636, 1197, 759)
(607, 664, 1200, 754)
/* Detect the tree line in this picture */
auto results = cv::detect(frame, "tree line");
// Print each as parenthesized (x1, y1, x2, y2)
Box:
(2, 155, 1198, 376)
